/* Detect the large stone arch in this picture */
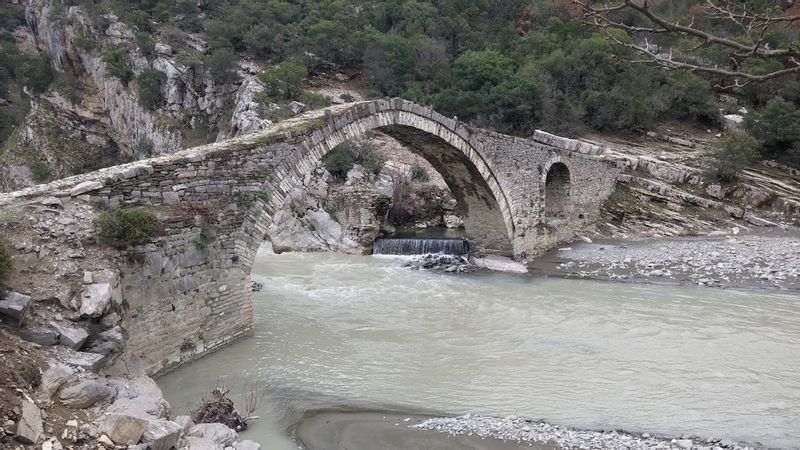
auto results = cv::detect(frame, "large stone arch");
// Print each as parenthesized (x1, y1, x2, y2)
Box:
(0, 98, 620, 375)
(235, 99, 517, 270)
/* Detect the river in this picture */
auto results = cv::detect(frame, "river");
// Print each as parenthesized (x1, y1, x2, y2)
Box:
(158, 248, 800, 449)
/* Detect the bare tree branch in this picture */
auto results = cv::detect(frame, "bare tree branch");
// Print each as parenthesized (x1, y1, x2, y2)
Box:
(573, 0, 800, 84)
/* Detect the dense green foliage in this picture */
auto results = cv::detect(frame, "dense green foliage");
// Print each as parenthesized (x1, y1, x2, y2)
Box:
(101, 46, 133, 84)
(136, 69, 167, 110)
(94, 208, 159, 248)
(323, 146, 355, 179)
(259, 62, 308, 101)
(713, 132, 762, 181)
(324, 140, 386, 179)
(745, 97, 800, 165)
(75, 0, 745, 136)
(1, 0, 799, 172)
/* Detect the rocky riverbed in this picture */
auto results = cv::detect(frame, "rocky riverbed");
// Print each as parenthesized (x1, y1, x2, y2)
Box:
(532, 229, 800, 290)
(413, 414, 762, 450)
(292, 411, 765, 450)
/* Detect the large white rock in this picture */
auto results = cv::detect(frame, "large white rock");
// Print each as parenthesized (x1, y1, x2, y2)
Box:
(187, 423, 237, 447)
(15, 399, 43, 444)
(58, 380, 115, 408)
(106, 376, 170, 420)
(38, 363, 75, 399)
(142, 419, 183, 450)
(50, 322, 89, 350)
(101, 413, 148, 445)
(235, 440, 261, 450)
(723, 113, 744, 131)
(79, 283, 112, 318)
(182, 436, 222, 450)
(69, 180, 104, 196)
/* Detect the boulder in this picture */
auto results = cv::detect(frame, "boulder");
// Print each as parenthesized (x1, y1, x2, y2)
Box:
(722, 114, 744, 131)
(100, 414, 148, 445)
(174, 415, 194, 434)
(59, 380, 115, 408)
(50, 322, 89, 350)
(182, 436, 222, 450)
(41, 196, 63, 207)
(101, 312, 121, 329)
(39, 363, 76, 399)
(69, 180, 104, 196)
(747, 215, 779, 227)
(0, 292, 31, 326)
(155, 43, 172, 55)
(18, 325, 59, 346)
(15, 399, 43, 444)
(288, 100, 306, 114)
(142, 419, 183, 450)
(106, 376, 170, 420)
(86, 325, 125, 356)
(188, 423, 237, 447)
(235, 440, 261, 450)
(79, 283, 112, 318)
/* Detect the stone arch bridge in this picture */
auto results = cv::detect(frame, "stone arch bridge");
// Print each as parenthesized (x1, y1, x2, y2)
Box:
(0, 98, 618, 374)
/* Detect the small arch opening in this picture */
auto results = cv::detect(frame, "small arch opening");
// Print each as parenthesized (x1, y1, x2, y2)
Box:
(544, 162, 570, 218)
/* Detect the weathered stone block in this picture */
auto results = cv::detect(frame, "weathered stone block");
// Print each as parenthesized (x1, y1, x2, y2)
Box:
(0, 292, 31, 326)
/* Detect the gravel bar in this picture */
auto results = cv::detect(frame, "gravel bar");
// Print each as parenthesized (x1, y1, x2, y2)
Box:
(413, 414, 762, 450)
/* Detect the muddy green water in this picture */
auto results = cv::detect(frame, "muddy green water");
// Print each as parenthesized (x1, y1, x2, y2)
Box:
(158, 250, 800, 448)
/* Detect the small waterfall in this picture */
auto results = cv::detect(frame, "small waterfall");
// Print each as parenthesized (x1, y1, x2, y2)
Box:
(372, 238, 470, 256)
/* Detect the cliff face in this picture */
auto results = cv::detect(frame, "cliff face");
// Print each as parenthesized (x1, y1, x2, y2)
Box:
(1, 0, 264, 190)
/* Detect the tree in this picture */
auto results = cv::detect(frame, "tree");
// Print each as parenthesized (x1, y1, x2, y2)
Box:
(204, 48, 240, 84)
(574, 0, 800, 89)
(258, 61, 307, 101)
(713, 131, 762, 181)
(136, 69, 166, 110)
(745, 96, 800, 158)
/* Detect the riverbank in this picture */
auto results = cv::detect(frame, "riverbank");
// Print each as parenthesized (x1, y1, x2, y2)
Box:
(530, 228, 800, 291)
(293, 411, 764, 450)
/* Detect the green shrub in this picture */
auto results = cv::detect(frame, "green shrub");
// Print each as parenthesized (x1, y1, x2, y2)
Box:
(135, 32, 156, 57)
(29, 160, 52, 183)
(204, 48, 239, 84)
(102, 47, 133, 83)
(51, 71, 82, 103)
(94, 208, 159, 248)
(0, 238, 10, 290)
(323, 146, 354, 179)
(746, 97, 800, 161)
(713, 132, 762, 181)
(298, 91, 332, 109)
(258, 61, 307, 101)
(361, 151, 385, 175)
(20, 53, 54, 94)
(410, 164, 430, 182)
(134, 137, 154, 159)
(136, 69, 166, 110)
(194, 228, 215, 250)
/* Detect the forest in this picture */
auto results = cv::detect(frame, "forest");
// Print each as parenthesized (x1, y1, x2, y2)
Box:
(2, 0, 799, 170)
